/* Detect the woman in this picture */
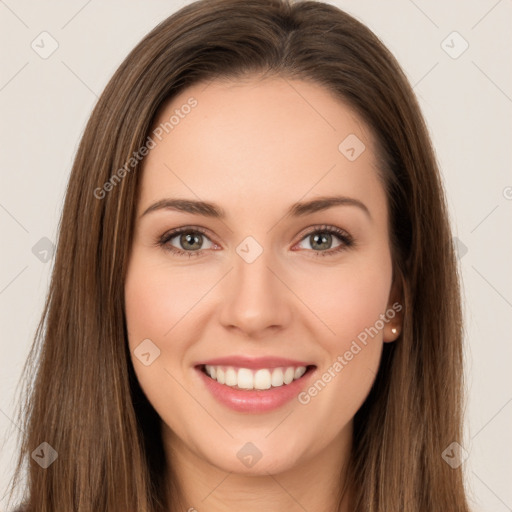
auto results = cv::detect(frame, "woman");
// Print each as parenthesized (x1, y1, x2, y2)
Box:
(7, 0, 471, 510)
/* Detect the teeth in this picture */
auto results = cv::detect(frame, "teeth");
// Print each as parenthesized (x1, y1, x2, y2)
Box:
(271, 368, 284, 387)
(283, 367, 294, 384)
(238, 368, 254, 389)
(225, 367, 237, 386)
(294, 366, 307, 379)
(254, 369, 271, 390)
(203, 365, 309, 390)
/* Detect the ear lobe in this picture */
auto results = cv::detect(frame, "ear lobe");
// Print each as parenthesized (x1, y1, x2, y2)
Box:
(383, 322, 402, 343)
(383, 270, 404, 343)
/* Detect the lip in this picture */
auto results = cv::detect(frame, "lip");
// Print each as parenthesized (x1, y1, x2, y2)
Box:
(194, 364, 317, 413)
(195, 356, 313, 369)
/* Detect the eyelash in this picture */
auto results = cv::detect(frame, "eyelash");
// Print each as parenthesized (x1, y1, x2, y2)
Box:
(156, 224, 355, 258)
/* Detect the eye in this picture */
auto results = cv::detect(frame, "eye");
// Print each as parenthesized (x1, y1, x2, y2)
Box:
(157, 224, 354, 258)
(294, 225, 354, 256)
(158, 227, 217, 257)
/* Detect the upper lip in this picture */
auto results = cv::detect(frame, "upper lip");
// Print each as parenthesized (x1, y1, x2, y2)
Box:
(195, 356, 315, 370)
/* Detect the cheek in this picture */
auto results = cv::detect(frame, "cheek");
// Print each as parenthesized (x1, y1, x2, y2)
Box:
(296, 257, 392, 347)
(124, 252, 218, 417)
(124, 255, 206, 429)
(291, 254, 392, 409)
(124, 255, 209, 347)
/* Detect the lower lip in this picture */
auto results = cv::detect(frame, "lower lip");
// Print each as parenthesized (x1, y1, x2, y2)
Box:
(195, 366, 316, 413)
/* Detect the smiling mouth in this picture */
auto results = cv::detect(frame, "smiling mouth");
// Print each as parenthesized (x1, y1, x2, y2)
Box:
(197, 364, 316, 391)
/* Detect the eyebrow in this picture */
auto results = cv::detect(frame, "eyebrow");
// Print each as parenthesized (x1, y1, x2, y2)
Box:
(140, 195, 371, 221)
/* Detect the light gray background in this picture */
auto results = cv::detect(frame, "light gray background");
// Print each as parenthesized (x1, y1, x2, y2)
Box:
(1, 1, 511, 510)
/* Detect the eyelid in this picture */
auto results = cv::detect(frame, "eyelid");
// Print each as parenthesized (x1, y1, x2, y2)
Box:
(159, 225, 214, 241)
(291, 224, 354, 251)
(294, 224, 349, 242)
(158, 224, 354, 257)
(159, 225, 218, 246)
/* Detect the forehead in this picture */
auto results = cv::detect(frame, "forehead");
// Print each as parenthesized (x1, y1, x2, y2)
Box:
(139, 75, 386, 221)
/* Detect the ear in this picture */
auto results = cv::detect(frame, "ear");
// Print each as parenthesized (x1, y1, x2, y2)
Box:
(383, 268, 404, 343)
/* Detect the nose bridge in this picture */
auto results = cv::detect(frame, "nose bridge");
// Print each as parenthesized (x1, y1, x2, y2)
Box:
(219, 239, 291, 334)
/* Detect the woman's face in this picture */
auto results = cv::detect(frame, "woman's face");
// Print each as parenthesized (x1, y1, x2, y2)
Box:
(124, 75, 402, 476)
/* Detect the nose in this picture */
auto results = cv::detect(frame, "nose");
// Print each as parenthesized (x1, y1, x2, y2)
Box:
(218, 246, 292, 337)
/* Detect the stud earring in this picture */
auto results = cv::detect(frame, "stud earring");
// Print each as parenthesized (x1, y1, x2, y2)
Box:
(391, 327, 398, 335)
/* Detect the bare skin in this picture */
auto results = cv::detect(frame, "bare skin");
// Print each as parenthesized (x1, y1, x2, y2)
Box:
(124, 74, 403, 511)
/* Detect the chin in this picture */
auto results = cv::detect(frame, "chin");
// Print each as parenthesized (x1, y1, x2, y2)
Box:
(198, 435, 309, 476)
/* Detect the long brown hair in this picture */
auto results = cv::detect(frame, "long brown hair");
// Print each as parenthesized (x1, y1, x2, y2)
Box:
(6, 0, 470, 510)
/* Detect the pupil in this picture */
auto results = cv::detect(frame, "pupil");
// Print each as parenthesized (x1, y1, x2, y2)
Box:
(181, 232, 202, 250)
(312, 232, 331, 250)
